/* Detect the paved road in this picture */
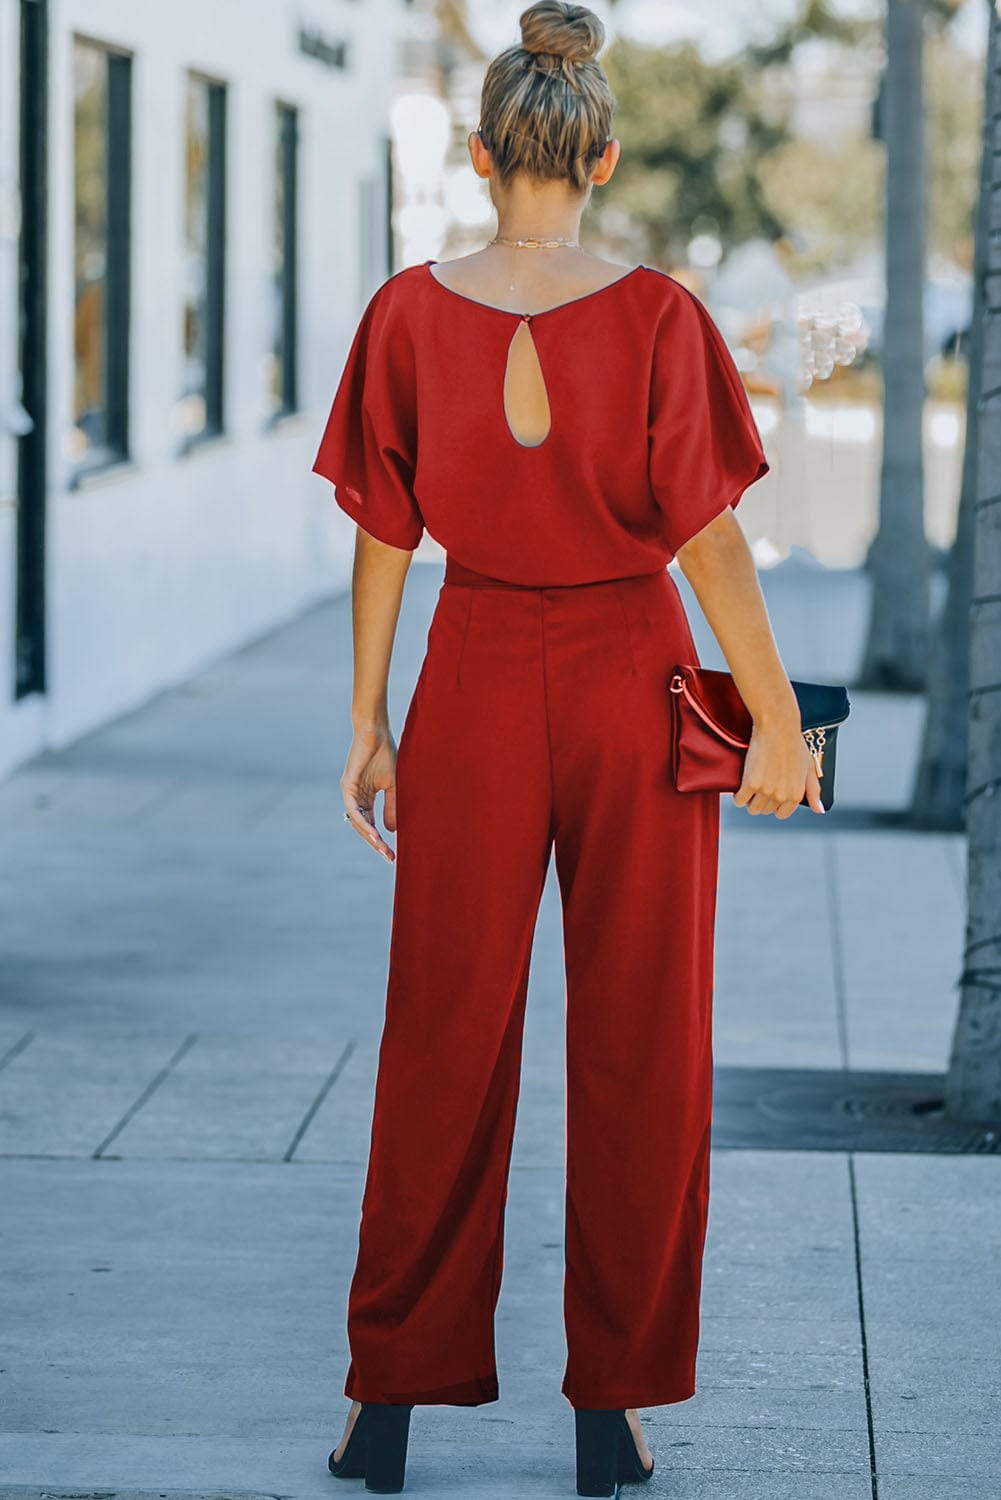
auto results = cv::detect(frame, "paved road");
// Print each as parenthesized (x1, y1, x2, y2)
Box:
(1, 555, 997, 1499)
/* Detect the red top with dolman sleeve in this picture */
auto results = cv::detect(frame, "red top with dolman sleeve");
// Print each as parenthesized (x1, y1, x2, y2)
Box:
(311, 259, 769, 587)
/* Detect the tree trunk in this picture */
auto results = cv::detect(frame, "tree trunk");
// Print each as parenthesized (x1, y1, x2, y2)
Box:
(857, 0, 932, 691)
(908, 55, 991, 828)
(944, 0, 1001, 1123)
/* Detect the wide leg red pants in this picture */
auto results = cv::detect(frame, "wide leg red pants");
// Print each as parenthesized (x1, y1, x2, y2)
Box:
(342, 557, 720, 1410)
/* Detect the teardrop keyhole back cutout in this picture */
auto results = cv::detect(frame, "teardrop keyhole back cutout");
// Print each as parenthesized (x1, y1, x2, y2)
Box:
(503, 320, 551, 448)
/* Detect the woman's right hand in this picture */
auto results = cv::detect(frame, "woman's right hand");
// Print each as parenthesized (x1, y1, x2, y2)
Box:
(733, 717, 825, 818)
(341, 726, 399, 862)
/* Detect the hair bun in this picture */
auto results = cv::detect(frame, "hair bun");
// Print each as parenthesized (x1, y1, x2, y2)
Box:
(519, 1, 604, 66)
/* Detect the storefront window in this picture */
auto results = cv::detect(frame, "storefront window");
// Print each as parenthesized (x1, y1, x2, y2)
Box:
(72, 38, 131, 472)
(270, 103, 299, 419)
(179, 74, 226, 446)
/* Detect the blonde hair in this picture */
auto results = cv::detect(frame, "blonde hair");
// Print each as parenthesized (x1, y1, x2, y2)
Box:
(477, 2, 615, 193)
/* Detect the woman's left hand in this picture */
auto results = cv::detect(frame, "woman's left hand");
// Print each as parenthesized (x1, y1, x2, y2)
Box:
(734, 719, 825, 818)
(341, 727, 398, 862)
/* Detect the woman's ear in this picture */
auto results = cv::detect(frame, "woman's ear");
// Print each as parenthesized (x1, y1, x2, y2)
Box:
(469, 128, 492, 178)
(589, 137, 621, 187)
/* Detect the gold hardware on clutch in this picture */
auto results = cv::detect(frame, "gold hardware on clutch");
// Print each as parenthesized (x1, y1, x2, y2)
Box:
(803, 725, 828, 778)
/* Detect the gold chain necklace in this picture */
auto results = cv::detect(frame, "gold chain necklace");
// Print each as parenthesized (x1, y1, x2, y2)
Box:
(486, 233, 582, 292)
(487, 233, 581, 249)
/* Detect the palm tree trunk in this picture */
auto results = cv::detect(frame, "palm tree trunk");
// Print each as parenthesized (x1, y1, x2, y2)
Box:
(908, 51, 991, 828)
(944, 0, 1001, 1122)
(857, 0, 932, 691)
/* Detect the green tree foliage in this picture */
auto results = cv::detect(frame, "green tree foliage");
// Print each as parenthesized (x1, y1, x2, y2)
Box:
(598, 17, 981, 273)
(599, 38, 788, 262)
(756, 138, 884, 264)
(925, 29, 983, 264)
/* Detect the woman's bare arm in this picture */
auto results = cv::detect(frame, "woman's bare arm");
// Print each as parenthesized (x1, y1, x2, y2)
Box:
(675, 508, 824, 818)
(341, 527, 413, 860)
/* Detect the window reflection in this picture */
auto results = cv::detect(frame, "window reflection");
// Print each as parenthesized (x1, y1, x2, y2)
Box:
(180, 74, 225, 444)
(73, 38, 129, 467)
(270, 103, 299, 418)
(73, 43, 106, 452)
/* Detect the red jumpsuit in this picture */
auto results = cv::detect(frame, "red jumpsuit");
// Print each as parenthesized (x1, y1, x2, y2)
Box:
(311, 259, 769, 1410)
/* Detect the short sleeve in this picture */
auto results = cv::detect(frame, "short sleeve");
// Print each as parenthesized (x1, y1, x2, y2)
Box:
(648, 282, 770, 556)
(311, 281, 425, 551)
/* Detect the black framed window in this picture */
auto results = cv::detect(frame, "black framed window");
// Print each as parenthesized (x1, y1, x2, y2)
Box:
(270, 103, 299, 419)
(180, 73, 226, 447)
(72, 38, 131, 476)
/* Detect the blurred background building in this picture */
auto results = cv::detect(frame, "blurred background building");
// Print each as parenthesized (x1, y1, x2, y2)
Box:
(0, 0, 401, 780)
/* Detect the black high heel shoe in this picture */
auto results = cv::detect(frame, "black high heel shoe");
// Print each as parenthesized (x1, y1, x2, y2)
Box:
(574, 1408, 655, 1497)
(328, 1402, 415, 1494)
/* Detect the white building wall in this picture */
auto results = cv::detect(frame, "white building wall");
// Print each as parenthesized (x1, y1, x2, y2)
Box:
(0, 0, 400, 779)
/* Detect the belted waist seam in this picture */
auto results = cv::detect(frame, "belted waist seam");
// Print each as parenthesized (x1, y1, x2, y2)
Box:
(442, 556, 667, 590)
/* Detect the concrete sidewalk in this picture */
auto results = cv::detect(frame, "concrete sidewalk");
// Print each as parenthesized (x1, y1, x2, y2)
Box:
(0, 555, 998, 1500)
